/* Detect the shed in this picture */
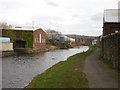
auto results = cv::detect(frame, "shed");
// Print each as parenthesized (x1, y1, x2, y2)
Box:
(1, 27, 47, 50)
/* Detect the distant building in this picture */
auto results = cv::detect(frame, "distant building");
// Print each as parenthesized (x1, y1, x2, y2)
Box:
(33, 28, 46, 50)
(59, 35, 75, 46)
(92, 39, 97, 45)
(1, 27, 46, 50)
(103, 9, 120, 36)
(59, 35, 75, 42)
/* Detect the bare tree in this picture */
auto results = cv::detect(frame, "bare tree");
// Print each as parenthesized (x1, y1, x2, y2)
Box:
(46, 29, 61, 40)
(0, 22, 12, 29)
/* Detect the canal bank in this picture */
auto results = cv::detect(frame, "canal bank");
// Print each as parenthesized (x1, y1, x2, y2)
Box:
(1, 43, 78, 57)
(2, 46, 89, 88)
(0, 51, 15, 57)
(26, 46, 96, 88)
(1, 44, 59, 57)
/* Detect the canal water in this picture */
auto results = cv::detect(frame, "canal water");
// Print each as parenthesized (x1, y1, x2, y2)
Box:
(2, 46, 89, 88)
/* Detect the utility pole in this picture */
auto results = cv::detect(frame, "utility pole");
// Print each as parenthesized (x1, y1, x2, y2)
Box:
(32, 20, 34, 28)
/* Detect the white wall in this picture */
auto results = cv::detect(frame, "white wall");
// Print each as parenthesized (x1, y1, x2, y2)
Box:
(0, 42, 13, 51)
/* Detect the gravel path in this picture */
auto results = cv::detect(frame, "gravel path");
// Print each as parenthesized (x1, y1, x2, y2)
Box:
(84, 48, 119, 88)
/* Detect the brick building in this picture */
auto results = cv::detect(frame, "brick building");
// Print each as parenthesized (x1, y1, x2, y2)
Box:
(1, 27, 46, 50)
(103, 9, 120, 36)
(33, 28, 46, 50)
(101, 9, 120, 69)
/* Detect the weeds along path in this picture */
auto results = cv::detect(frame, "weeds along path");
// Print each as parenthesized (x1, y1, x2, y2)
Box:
(84, 48, 119, 88)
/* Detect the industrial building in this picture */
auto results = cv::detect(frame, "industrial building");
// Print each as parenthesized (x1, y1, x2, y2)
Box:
(101, 9, 120, 69)
(103, 9, 120, 36)
(59, 35, 75, 42)
(1, 27, 47, 50)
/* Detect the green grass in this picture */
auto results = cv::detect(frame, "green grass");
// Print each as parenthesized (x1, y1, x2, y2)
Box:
(26, 46, 96, 88)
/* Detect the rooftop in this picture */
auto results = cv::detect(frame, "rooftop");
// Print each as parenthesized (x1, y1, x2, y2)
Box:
(0, 26, 41, 31)
(104, 9, 120, 23)
(11, 26, 39, 31)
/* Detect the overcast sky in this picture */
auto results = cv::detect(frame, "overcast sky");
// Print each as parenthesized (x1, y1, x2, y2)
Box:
(0, 0, 119, 36)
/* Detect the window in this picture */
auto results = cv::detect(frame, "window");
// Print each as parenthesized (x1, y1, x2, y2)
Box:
(39, 34, 41, 43)
(44, 39, 46, 43)
(34, 38, 36, 43)
(36, 38, 38, 43)
(35, 38, 37, 43)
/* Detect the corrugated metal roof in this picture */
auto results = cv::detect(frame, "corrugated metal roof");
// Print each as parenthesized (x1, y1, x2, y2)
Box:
(12, 27, 38, 31)
(104, 9, 120, 23)
(0, 26, 46, 33)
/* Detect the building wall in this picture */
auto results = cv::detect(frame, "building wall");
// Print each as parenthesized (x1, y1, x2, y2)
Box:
(33, 28, 46, 50)
(103, 23, 120, 36)
(80, 38, 93, 46)
(101, 33, 120, 69)
(0, 42, 13, 51)
(2, 28, 47, 50)
(2, 29, 33, 48)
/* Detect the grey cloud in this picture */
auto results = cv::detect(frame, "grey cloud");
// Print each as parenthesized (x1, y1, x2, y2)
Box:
(91, 13, 103, 21)
(72, 14, 81, 21)
(60, 19, 101, 36)
(43, 0, 59, 7)
(47, 2, 59, 7)
(30, 15, 64, 29)
(118, 1, 120, 9)
(72, 14, 80, 18)
(31, 15, 63, 23)
(0, 0, 23, 10)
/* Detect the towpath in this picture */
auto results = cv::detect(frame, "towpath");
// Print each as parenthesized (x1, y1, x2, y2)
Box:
(84, 48, 119, 88)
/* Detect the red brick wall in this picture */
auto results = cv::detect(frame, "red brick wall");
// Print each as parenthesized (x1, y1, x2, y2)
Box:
(103, 23, 120, 36)
(33, 28, 46, 50)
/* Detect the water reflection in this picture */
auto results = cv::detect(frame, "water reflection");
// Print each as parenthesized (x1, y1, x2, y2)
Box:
(2, 46, 89, 88)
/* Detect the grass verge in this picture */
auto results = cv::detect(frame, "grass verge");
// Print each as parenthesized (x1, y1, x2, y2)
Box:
(26, 46, 96, 88)
(99, 58, 120, 72)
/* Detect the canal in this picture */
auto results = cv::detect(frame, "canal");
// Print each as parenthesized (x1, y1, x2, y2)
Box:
(2, 46, 89, 88)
